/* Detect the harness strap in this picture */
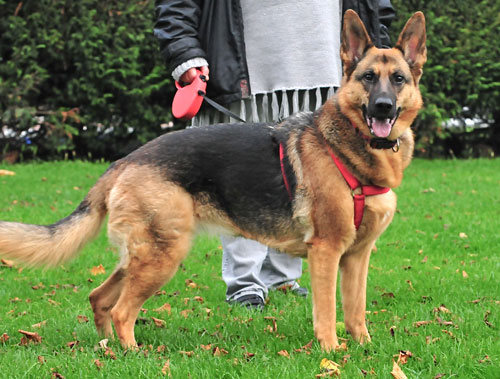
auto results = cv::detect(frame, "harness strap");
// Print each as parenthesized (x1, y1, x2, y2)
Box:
(326, 147, 390, 230)
(279, 143, 293, 201)
(279, 142, 390, 230)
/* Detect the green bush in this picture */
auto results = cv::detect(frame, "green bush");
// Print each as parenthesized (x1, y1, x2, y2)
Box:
(0, 0, 179, 161)
(391, 0, 500, 157)
(1, 1, 498, 160)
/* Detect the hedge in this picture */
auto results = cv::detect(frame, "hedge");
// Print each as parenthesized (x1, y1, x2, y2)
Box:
(1, 1, 498, 161)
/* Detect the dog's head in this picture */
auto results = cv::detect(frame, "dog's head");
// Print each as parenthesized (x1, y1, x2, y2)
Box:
(338, 10, 427, 141)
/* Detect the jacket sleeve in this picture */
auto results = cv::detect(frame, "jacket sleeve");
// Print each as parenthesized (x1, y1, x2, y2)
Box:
(378, 0, 395, 48)
(153, 0, 207, 72)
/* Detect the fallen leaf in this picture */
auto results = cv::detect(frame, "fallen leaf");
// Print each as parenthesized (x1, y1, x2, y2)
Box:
(104, 347, 117, 360)
(200, 344, 212, 351)
(484, 311, 493, 328)
(90, 264, 106, 276)
(66, 340, 79, 348)
(277, 350, 290, 358)
(32, 320, 47, 328)
(391, 360, 408, 379)
(317, 358, 341, 377)
(52, 372, 66, 379)
(0, 333, 9, 343)
(48, 299, 61, 306)
(193, 296, 204, 303)
(161, 360, 172, 377)
(152, 317, 166, 328)
(77, 315, 89, 323)
(18, 330, 42, 344)
(415, 320, 433, 327)
(179, 350, 194, 357)
(177, 308, 193, 319)
(478, 355, 490, 364)
(153, 303, 172, 315)
(433, 305, 451, 314)
(98, 339, 109, 349)
(185, 279, 197, 289)
(212, 346, 229, 356)
(462, 270, 469, 278)
(396, 350, 413, 365)
(459, 232, 468, 239)
(0, 169, 16, 176)
(37, 356, 45, 364)
(94, 359, 104, 370)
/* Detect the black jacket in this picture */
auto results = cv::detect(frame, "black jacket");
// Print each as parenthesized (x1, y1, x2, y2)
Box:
(154, 0, 395, 105)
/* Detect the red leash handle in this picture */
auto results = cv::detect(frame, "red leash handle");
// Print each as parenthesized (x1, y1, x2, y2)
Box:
(172, 70, 207, 120)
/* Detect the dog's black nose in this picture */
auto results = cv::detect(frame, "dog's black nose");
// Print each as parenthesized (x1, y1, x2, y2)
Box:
(374, 97, 394, 114)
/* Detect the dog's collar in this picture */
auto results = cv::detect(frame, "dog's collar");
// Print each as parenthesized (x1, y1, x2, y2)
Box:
(350, 121, 400, 151)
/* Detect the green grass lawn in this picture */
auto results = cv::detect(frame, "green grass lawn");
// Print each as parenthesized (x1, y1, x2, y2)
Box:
(0, 159, 499, 378)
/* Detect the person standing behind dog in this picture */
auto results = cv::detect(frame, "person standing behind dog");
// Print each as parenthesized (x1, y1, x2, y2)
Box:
(154, 0, 395, 309)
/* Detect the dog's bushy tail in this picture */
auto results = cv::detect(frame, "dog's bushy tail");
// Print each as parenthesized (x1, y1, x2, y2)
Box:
(0, 165, 119, 268)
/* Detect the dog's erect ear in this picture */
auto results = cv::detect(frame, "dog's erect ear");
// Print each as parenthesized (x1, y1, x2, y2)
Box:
(341, 10, 373, 76)
(395, 12, 427, 82)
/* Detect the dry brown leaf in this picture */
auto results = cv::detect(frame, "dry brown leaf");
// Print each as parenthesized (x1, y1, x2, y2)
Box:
(98, 338, 109, 349)
(104, 347, 117, 360)
(66, 340, 79, 348)
(200, 344, 212, 351)
(0, 169, 16, 176)
(212, 346, 229, 356)
(462, 270, 469, 278)
(32, 320, 47, 328)
(396, 350, 413, 365)
(94, 359, 104, 370)
(153, 303, 172, 315)
(185, 279, 197, 289)
(152, 317, 166, 328)
(37, 356, 45, 364)
(0, 333, 10, 343)
(180, 309, 193, 319)
(277, 350, 290, 358)
(161, 360, 172, 377)
(48, 299, 61, 306)
(179, 350, 194, 357)
(52, 372, 66, 379)
(77, 315, 89, 323)
(90, 264, 106, 276)
(18, 329, 42, 344)
(459, 232, 468, 239)
(391, 360, 408, 379)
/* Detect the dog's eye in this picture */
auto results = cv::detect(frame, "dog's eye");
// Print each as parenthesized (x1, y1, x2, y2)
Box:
(363, 72, 375, 82)
(393, 74, 406, 84)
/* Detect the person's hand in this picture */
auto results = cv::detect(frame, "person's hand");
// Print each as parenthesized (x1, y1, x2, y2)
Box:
(180, 66, 209, 84)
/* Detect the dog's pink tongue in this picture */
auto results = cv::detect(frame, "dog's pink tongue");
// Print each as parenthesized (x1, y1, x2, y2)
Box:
(371, 119, 392, 138)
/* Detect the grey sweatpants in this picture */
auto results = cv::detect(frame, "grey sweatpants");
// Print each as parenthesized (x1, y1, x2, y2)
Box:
(221, 235, 302, 301)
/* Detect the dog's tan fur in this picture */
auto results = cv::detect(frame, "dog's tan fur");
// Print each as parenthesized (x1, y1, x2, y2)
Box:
(0, 11, 426, 351)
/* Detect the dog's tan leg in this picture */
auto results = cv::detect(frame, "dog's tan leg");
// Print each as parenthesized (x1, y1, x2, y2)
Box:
(339, 244, 372, 343)
(308, 241, 342, 352)
(340, 192, 396, 343)
(89, 268, 126, 337)
(110, 238, 190, 348)
(105, 172, 196, 348)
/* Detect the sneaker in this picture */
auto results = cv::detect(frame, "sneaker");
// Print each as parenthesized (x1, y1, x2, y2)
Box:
(274, 281, 309, 297)
(229, 294, 265, 310)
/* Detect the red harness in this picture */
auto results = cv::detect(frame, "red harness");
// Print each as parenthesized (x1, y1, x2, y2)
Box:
(279, 143, 390, 230)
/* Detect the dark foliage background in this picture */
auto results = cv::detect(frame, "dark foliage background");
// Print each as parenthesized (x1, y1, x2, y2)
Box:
(1, 0, 499, 161)
(0, 0, 180, 162)
(391, 0, 500, 157)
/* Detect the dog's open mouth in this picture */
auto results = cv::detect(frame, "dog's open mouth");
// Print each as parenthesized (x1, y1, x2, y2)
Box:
(363, 106, 400, 139)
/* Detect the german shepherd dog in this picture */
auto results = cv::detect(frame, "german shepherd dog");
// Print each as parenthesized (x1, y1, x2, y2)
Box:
(0, 11, 426, 351)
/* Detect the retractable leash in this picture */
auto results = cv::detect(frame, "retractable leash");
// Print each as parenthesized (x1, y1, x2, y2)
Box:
(172, 70, 246, 122)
